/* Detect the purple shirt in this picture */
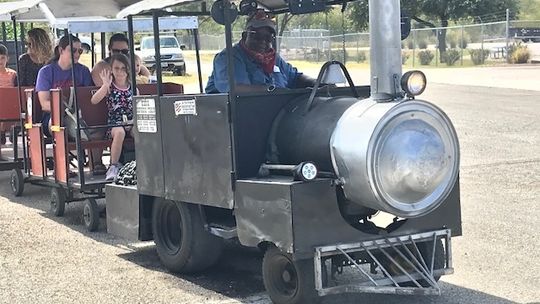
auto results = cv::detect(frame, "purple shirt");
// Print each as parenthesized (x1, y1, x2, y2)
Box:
(35, 61, 93, 92)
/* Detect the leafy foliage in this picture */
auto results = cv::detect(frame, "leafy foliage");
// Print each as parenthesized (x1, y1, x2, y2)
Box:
(418, 50, 434, 65)
(354, 51, 367, 63)
(444, 49, 461, 66)
(510, 45, 530, 63)
(469, 49, 490, 65)
(349, 0, 519, 63)
(518, 0, 540, 20)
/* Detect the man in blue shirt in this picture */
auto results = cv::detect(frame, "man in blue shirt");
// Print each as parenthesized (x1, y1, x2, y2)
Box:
(205, 10, 315, 93)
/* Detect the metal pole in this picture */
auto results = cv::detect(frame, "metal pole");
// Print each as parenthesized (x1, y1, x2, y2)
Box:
(368, 0, 402, 101)
(317, 36, 320, 62)
(435, 29, 439, 67)
(223, 0, 238, 188)
(341, 6, 346, 64)
(412, 29, 416, 67)
(127, 15, 137, 95)
(275, 15, 280, 54)
(193, 29, 203, 93)
(1, 23, 6, 43)
(460, 26, 464, 66)
(90, 32, 95, 67)
(481, 24, 484, 64)
(356, 33, 359, 61)
(100, 32, 106, 60)
(224, 0, 235, 94)
(68, 33, 85, 185)
(506, 9, 510, 63)
(20, 23, 26, 54)
(152, 11, 163, 97)
(12, 16, 29, 173)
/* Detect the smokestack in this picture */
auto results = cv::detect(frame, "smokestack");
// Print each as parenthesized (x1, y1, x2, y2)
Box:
(369, 0, 403, 101)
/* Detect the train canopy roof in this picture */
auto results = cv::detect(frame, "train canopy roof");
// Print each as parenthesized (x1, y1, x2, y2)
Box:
(117, 0, 350, 18)
(0, 0, 140, 22)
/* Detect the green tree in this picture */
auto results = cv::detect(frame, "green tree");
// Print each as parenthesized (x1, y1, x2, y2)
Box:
(350, 0, 519, 61)
(517, 0, 540, 20)
(276, 8, 354, 35)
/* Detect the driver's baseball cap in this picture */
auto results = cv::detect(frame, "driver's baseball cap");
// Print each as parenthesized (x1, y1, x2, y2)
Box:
(246, 10, 276, 33)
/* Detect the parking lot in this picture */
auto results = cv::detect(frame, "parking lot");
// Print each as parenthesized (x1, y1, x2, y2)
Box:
(0, 66, 539, 304)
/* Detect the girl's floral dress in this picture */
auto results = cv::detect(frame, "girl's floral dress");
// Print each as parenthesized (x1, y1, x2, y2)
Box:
(106, 83, 133, 137)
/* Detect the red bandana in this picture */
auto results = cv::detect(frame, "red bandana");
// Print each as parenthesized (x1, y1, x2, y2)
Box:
(240, 40, 276, 74)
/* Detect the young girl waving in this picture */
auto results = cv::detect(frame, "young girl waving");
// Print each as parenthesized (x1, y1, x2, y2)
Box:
(91, 54, 136, 181)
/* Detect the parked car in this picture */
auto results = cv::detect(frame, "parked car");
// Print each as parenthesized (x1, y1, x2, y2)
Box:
(138, 35, 186, 76)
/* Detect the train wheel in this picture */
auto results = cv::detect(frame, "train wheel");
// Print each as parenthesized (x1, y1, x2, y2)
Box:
(262, 245, 320, 304)
(10, 169, 24, 197)
(83, 198, 100, 232)
(50, 187, 66, 217)
(152, 200, 223, 273)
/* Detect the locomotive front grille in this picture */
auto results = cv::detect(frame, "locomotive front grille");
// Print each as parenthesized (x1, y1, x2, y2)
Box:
(314, 229, 452, 296)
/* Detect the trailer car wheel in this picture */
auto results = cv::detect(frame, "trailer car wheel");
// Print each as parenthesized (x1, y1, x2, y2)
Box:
(83, 198, 100, 232)
(10, 169, 24, 197)
(50, 187, 66, 217)
(152, 200, 223, 273)
(262, 245, 320, 304)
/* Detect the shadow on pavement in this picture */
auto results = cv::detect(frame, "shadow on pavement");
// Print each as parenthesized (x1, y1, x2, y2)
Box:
(118, 239, 520, 304)
(118, 240, 266, 299)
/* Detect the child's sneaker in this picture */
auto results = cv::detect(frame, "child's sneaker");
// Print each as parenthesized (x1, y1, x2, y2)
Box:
(105, 164, 120, 181)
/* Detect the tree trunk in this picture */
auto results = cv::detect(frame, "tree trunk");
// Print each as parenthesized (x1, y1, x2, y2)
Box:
(438, 19, 449, 63)
(278, 13, 294, 37)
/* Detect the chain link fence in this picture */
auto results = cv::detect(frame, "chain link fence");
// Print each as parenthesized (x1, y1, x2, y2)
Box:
(195, 20, 539, 66)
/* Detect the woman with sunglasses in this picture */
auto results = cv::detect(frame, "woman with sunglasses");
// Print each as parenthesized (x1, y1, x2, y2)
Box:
(205, 9, 315, 93)
(35, 34, 93, 139)
(18, 28, 53, 87)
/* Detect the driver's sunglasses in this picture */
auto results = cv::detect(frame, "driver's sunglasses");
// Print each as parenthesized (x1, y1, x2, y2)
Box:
(71, 48, 84, 55)
(248, 30, 275, 43)
(112, 49, 130, 55)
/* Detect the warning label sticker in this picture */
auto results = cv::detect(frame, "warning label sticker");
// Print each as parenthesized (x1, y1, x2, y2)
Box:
(174, 99, 197, 116)
(136, 98, 157, 133)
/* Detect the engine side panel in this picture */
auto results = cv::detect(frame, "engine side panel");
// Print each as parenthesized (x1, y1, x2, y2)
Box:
(236, 177, 462, 259)
(159, 94, 234, 209)
(134, 96, 166, 197)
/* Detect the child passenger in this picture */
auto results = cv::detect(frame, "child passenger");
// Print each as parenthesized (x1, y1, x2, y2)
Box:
(90, 54, 136, 181)
(133, 54, 149, 84)
(0, 44, 16, 87)
(0, 44, 17, 145)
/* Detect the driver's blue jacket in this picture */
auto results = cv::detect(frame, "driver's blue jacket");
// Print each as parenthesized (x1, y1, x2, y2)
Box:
(205, 44, 302, 93)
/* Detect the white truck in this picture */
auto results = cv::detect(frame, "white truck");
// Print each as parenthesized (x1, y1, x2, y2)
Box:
(138, 35, 186, 76)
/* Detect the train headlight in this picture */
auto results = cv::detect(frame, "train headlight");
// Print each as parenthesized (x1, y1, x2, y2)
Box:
(372, 107, 458, 216)
(331, 99, 459, 218)
(401, 71, 427, 97)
